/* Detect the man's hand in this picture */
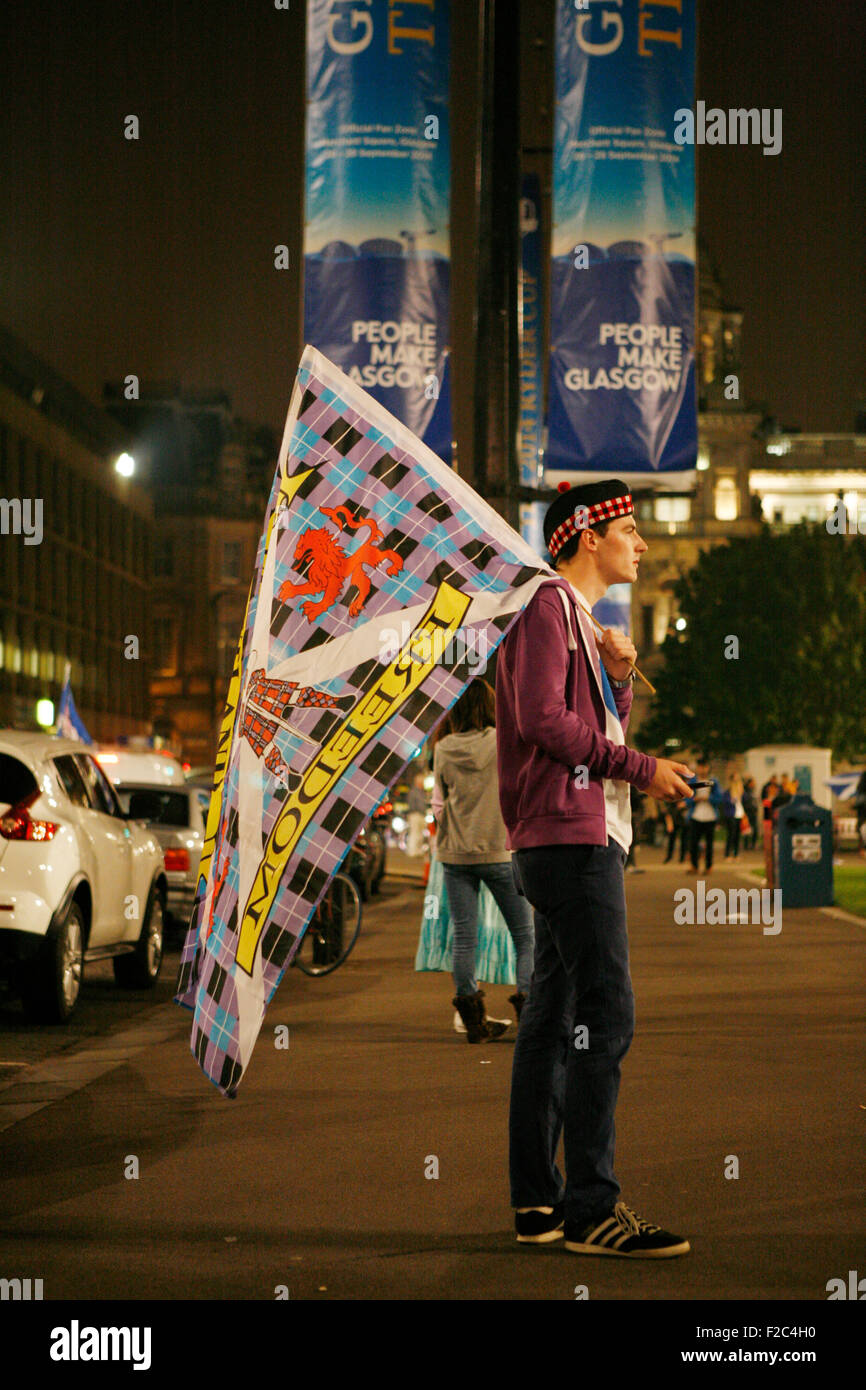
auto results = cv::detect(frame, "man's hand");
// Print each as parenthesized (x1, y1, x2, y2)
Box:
(645, 760, 694, 801)
(595, 627, 636, 682)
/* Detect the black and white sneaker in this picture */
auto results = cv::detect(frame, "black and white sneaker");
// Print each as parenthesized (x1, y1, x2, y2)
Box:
(564, 1201, 690, 1258)
(515, 1204, 565, 1244)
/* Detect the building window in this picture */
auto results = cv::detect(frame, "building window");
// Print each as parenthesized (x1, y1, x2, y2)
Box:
(153, 617, 179, 676)
(221, 540, 242, 582)
(654, 496, 691, 524)
(153, 535, 174, 578)
(53, 460, 67, 524)
(218, 616, 239, 682)
(714, 477, 739, 521)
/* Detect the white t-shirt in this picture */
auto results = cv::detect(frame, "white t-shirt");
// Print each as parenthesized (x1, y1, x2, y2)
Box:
(692, 784, 717, 822)
(570, 583, 632, 854)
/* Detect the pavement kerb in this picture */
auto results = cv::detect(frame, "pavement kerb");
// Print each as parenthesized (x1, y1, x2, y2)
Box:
(0, 1000, 189, 1130)
(737, 868, 866, 929)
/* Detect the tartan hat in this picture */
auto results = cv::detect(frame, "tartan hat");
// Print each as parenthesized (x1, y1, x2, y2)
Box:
(544, 479, 633, 561)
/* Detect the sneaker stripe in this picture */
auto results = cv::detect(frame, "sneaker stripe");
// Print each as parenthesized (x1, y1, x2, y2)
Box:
(588, 1217, 619, 1244)
(565, 1203, 690, 1259)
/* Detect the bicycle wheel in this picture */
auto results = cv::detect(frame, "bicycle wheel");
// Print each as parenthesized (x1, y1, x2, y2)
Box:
(294, 872, 362, 976)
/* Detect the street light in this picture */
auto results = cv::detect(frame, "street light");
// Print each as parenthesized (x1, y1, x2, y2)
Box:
(115, 452, 135, 477)
(36, 698, 55, 727)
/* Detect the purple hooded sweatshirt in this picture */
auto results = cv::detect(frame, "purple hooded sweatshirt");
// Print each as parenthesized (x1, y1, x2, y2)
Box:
(495, 577, 657, 850)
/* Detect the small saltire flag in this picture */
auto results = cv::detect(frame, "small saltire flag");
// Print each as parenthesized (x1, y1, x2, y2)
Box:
(56, 665, 93, 744)
(175, 346, 554, 1097)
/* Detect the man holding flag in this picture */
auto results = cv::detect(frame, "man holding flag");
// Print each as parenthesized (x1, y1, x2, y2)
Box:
(497, 480, 695, 1258)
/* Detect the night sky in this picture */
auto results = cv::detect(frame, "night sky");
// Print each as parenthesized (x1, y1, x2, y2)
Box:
(1, 0, 863, 445)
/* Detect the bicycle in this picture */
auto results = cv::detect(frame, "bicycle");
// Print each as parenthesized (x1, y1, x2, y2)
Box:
(293, 871, 362, 976)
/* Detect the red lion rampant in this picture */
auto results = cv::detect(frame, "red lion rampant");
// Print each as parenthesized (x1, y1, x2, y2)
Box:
(278, 504, 404, 622)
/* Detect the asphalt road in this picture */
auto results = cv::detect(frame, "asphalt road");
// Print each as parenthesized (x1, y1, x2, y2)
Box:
(0, 848, 863, 1309)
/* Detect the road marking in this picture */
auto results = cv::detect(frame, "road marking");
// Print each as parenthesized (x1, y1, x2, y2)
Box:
(819, 905, 866, 929)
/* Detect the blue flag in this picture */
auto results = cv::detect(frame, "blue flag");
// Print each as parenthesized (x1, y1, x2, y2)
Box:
(56, 669, 92, 744)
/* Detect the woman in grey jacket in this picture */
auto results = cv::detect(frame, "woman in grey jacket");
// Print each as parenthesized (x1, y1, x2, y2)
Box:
(433, 679, 534, 1043)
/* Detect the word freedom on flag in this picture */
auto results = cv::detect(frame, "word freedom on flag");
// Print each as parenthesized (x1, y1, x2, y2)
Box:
(175, 347, 553, 1097)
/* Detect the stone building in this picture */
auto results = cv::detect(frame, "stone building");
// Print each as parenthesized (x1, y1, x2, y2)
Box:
(104, 382, 278, 767)
(0, 326, 153, 739)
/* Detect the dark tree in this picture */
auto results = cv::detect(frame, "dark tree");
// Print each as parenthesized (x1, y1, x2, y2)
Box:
(638, 524, 866, 760)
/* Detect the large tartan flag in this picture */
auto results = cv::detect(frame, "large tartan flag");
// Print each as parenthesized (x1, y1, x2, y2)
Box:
(175, 346, 553, 1096)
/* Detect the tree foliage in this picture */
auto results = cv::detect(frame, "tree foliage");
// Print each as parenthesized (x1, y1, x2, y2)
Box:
(637, 524, 866, 760)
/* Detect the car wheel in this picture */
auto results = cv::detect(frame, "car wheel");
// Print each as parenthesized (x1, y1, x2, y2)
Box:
(22, 901, 85, 1024)
(113, 886, 164, 989)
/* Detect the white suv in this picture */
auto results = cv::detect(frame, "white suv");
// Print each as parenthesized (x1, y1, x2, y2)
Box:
(0, 731, 168, 1022)
(93, 748, 206, 929)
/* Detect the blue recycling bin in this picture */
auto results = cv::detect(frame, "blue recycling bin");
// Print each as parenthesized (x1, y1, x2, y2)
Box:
(773, 794, 834, 908)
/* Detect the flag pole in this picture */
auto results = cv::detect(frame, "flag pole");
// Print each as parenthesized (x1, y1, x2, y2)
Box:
(574, 598, 657, 696)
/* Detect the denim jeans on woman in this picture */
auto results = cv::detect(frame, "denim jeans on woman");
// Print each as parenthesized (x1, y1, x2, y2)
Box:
(442, 861, 535, 997)
(509, 841, 633, 1229)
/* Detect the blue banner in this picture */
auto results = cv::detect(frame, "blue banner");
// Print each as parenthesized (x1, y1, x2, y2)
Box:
(304, 1, 451, 462)
(56, 667, 92, 744)
(518, 501, 547, 562)
(519, 175, 544, 491)
(549, 0, 696, 487)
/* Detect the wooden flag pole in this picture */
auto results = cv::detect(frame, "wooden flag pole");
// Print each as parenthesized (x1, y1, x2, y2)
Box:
(574, 599, 657, 697)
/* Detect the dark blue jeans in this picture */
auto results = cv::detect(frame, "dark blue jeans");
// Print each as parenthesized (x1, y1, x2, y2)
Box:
(509, 841, 634, 1228)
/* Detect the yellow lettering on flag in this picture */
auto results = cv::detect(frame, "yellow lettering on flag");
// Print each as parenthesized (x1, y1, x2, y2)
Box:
(235, 580, 470, 973)
(196, 466, 315, 890)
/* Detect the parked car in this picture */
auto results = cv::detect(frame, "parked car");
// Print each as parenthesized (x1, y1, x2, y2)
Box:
(111, 782, 209, 930)
(0, 731, 168, 1022)
(93, 746, 187, 790)
(94, 749, 204, 931)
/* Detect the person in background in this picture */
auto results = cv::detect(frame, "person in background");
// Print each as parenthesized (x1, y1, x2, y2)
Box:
(433, 679, 534, 1042)
(771, 776, 798, 817)
(855, 769, 866, 859)
(406, 771, 428, 857)
(643, 794, 661, 848)
(687, 759, 723, 873)
(722, 774, 745, 859)
(663, 798, 687, 864)
(742, 777, 759, 851)
(761, 776, 780, 884)
(624, 784, 645, 873)
(760, 774, 779, 803)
